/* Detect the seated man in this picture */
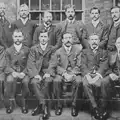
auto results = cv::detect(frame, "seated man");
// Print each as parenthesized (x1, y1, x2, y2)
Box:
(81, 34, 108, 119)
(27, 29, 55, 119)
(101, 37, 120, 120)
(47, 32, 82, 117)
(4, 29, 30, 114)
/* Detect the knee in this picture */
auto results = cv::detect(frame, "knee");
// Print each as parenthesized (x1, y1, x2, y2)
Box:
(6, 75, 14, 83)
(53, 75, 62, 82)
(22, 76, 29, 85)
(45, 77, 53, 83)
(101, 76, 110, 86)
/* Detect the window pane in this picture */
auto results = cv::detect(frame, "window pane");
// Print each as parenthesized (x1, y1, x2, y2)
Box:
(52, 12, 60, 24)
(62, 0, 71, 10)
(75, 12, 82, 20)
(52, 0, 60, 10)
(41, 0, 50, 10)
(62, 12, 66, 20)
(30, 0, 39, 10)
(73, 0, 82, 10)
(30, 12, 39, 23)
(20, 0, 29, 5)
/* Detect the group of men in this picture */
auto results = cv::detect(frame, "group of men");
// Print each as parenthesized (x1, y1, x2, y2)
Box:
(0, 1, 120, 120)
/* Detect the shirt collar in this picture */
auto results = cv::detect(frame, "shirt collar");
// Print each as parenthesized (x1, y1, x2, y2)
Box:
(114, 19, 120, 27)
(66, 18, 75, 24)
(14, 43, 22, 52)
(40, 43, 48, 51)
(20, 17, 29, 25)
(92, 19, 100, 28)
(63, 45, 72, 53)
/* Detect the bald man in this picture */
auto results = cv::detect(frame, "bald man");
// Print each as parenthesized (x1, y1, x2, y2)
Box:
(11, 4, 37, 48)
(0, 2, 12, 48)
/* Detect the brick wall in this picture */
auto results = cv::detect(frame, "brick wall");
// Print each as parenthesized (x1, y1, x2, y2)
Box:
(0, 0, 17, 23)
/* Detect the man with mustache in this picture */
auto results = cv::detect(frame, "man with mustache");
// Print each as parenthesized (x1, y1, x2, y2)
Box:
(107, 6, 120, 52)
(81, 34, 108, 119)
(27, 29, 55, 119)
(55, 4, 88, 50)
(33, 11, 57, 50)
(85, 7, 108, 49)
(4, 29, 30, 114)
(47, 32, 82, 117)
(11, 4, 37, 48)
(0, 2, 12, 48)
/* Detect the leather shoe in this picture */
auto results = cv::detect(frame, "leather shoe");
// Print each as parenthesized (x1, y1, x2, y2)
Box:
(21, 107, 28, 114)
(91, 107, 100, 119)
(99, 110, 109, 120)
(55, 107, 62, 116)
(6, 106, 13, 114)
(71, 106, 78, 117)
(31, 104, 43, 116)
(42, 106, 49, 120)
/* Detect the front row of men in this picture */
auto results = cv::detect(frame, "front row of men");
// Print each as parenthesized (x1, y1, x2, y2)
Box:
(0, 28, 120, 120)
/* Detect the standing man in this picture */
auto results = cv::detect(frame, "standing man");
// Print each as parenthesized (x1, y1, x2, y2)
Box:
(11, 4, 37, 48)
(100, 37, 120, 120)
(0, 2, 12, 48)
(81, 34, 108, 119)
(107, 6, 120, 51)
(55, 4, 88, 49)
(85, 7, 108, 49)
(4, 29, 30, 114)
(48, 32, 82, 117)
(27, 30, 54, 120)
(33, 11, 57, 49)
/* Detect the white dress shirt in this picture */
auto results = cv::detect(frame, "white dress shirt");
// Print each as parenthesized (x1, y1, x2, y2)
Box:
(40, 43, 48, 51)
(20, 17, 29, 25)
(63, 45, 72, 54)
(14, 43, 22, 52)
(92, 19, 100, 28)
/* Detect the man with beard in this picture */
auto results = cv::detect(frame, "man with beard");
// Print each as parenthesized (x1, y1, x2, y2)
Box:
(100, 37, 120, 120)
(55, 4, 88, 49)
(81, 34, 108, 119)
(85, 7, 108, 49)
(47, 32, 82, 117)
(107, 6, 120, 52)
(27, 30, 55, 119)
(33, 11, 57, 49)
(11, 4, 37, 48)
(4, 29, 30, 114)
(0, 2, 12, 48)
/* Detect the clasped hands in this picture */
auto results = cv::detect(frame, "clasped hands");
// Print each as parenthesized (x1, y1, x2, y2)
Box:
(109, 73, 119, 81)
(85, 72, 102, 84)
(34, 73, 50, 81)
(12, 72, 25, 79)
(62, 72, 75, 82)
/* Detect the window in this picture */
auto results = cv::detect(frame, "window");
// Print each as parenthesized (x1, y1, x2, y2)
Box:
(18, 0, 84, 24)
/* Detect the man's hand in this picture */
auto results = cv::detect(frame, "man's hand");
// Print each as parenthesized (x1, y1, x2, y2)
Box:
(12, 72, 19, 78)
(43, 73, 50, 79)
(34, 75, 42, 81)
(109, 73, 119, 81)
(63, 72, 74, 82)
(18, 72, 25, 79)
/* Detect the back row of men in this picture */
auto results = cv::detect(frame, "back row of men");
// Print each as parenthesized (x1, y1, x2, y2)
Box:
(0, 2, 120, 120)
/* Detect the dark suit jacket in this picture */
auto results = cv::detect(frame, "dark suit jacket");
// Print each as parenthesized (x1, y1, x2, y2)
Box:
(106, 51, 120, 76)
(48, 45, 82, 76)
(27, 44, 55, 78)
(0, 18, 13, 48)
(81, 48, 108, 77)
(33, 24, 57, 47)
(85, 21, 108, 49)
(107, 22, 120, 51)
(11, 19, 37, 48)
(5, 45, 29, 74)
(55, 19, 88, 49)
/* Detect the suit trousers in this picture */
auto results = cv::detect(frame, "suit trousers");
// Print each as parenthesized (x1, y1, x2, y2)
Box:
(4, 74, 29, 108)
(31, 77, 53, 105)
(53, 75, 82, 107)
(83, 77, 102, 108)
